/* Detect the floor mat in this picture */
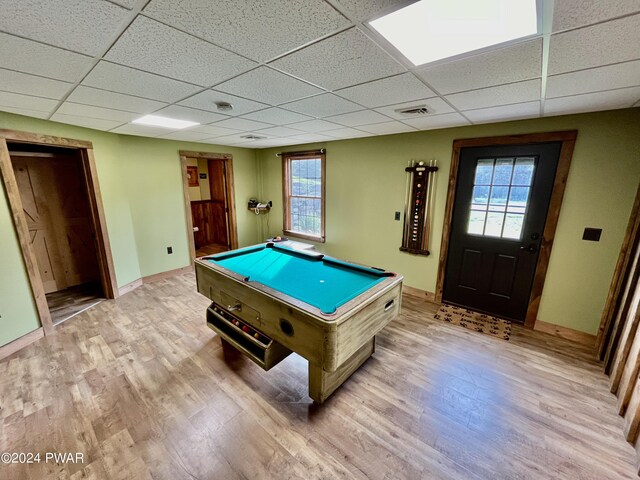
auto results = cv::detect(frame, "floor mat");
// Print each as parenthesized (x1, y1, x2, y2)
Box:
(434, 303, 511, 340)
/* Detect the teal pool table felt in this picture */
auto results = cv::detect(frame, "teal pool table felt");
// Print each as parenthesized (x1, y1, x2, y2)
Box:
(205, 244, 391, 314)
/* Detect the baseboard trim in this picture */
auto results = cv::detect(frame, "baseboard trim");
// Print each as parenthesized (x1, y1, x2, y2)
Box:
(143, 265, 194, 284)
(0, 328, 44, 361)
(534, 320, 596, 347)
(118, 278, 143, 296)
(116, 265, 195, 296)
(402, 285, 436, 303)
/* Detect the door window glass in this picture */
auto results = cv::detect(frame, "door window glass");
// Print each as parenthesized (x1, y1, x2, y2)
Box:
(467, 157, 535, 239)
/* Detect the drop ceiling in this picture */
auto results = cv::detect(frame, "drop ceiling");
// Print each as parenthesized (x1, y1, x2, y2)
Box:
(0, 0, 638, 149)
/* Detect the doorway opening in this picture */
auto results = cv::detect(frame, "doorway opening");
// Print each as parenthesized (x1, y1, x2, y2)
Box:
(179, 150, 238, 261)
(436, 131, 577, 327)
(0, 130, 118, 334)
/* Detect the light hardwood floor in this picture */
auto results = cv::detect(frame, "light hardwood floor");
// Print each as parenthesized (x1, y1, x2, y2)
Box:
(0, 273, 636, 479)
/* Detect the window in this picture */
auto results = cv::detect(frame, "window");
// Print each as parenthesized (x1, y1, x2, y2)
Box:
(283, 152, 325, 242)
(467, 157, 535, 240)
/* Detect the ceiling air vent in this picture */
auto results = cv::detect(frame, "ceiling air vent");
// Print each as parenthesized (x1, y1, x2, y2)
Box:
(395, 105, 429, 116)
(241, 134, 266, 140)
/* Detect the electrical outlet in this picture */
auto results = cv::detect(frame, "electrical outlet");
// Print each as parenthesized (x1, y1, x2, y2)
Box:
(582, 228, 602, 242)
(167, 246, 173, 254)
(394, 211, 401, 221)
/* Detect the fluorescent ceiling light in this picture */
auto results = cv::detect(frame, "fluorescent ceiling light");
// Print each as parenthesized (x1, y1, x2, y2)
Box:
(370, 0, 538, 66)
(132, 115, 199, 129)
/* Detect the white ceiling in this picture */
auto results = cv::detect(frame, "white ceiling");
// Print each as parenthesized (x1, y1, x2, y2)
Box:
(0, 0, 639, 148)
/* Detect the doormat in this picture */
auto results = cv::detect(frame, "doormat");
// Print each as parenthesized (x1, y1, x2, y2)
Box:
(434, 303, 511, 341)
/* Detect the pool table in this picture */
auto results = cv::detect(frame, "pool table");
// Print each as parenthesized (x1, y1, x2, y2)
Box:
(195, 243, 403, 403)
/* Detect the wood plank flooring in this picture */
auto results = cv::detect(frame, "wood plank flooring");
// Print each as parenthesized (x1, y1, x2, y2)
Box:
(46, 282, 103, 325)
(195, 244, 228, 258)
(0, 273, 637, 479)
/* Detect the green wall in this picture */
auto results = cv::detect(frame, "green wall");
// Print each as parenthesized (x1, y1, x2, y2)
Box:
(1, 108, 638, 347)
(0, 112, 260, 347)
(257, 109, 640, 335)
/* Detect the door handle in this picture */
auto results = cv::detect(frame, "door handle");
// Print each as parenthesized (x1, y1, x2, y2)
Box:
(519, 244, 538, 254)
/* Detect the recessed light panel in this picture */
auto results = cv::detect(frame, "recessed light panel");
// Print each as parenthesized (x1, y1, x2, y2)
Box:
(132, 114, 199, 129)
(370, 0, 538, 66)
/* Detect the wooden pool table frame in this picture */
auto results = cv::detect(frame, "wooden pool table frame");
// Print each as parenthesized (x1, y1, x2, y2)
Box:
(195, 245, 403, 403)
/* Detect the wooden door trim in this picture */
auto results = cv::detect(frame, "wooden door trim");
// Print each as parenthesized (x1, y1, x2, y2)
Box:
(80, 149, 118, 300)
(435, 130, 578, 328)
(0, 130, 118, 340)
(0, 139, 54, 334)
(596, 184, 640, 358)
(179, 150, 238, 262)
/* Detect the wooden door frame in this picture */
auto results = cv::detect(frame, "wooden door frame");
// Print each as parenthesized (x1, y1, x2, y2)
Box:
(0, 129, 118, 336)
(435, 131, 578, 328)
(179, 150, 238, 262)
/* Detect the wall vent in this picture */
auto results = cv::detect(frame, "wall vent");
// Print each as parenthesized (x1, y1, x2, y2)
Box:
(395, 106, 429, 116)
(241, 134, 266, 140)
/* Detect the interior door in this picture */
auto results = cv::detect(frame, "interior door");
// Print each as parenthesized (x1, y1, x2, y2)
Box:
(12, 154, 100, 293)
(207, 159, 230, 248)
(443, 142, 562, 322)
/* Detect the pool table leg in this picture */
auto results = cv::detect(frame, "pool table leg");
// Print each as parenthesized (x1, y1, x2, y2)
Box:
(309, 336, 376, 404)
(220, 337, 242, 361)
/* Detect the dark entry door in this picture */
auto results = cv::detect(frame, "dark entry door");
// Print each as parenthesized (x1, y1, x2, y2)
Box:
(443, 142, 562, 322)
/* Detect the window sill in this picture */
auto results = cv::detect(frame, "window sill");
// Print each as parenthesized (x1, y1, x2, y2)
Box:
(283, 230, 325, 244)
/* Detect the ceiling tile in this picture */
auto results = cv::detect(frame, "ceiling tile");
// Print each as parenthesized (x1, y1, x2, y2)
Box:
(110, 0, 137, 8)
(374, 96, 454, 119)
(254, 126, 305, 137)
(212, 117, 273, 131)
(215, 67, 323, 105)
(56, 102, 136, 122)
(67, 86, 167, 114)
(323, 127, 370, 139)
(185, 124, 243, 137)
(105, 16, 256, 87)
(179, 90, 268, 116)
(0, 106, 50, 119)
(281, 94, 362, 117)
(83, 61, 200, 102)
(0, 0, 130, 56)
(270, 28, 405, 90)
(156, 130, 215, 141)
(290, 133, 334, 142)
(548, 15, 640, 75)
(416, 40, 543, 95)
(464, 101, 541, 124)
(250, 138, 301, 148)
(110, 124, 177, 136)
(334, 73, 435, 108)
(333, 0, 418, 22)
(546, 60, 640, 98)
(553, 0, 640, 32)
(154, 105, 228, 124)
(50, 113, 124, 131)
(401, 112, 470, 130)
(325, 109, 390, 127)
(0, 33, 92, 82)
(445, 79, 541, 111)
(241, 108, 313, 125)
(544, 87, 640, 116)
(144, 0, 350, 62)
(357, 121, 416, 134)
(0, 91, 58, 112)
(285, 119, 344, 133)
(0, 69, 71, 99)
(204, 134, 253, 146)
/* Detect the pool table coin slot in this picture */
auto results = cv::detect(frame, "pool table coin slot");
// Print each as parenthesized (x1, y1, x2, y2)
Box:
(221, 292, 261, 325)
